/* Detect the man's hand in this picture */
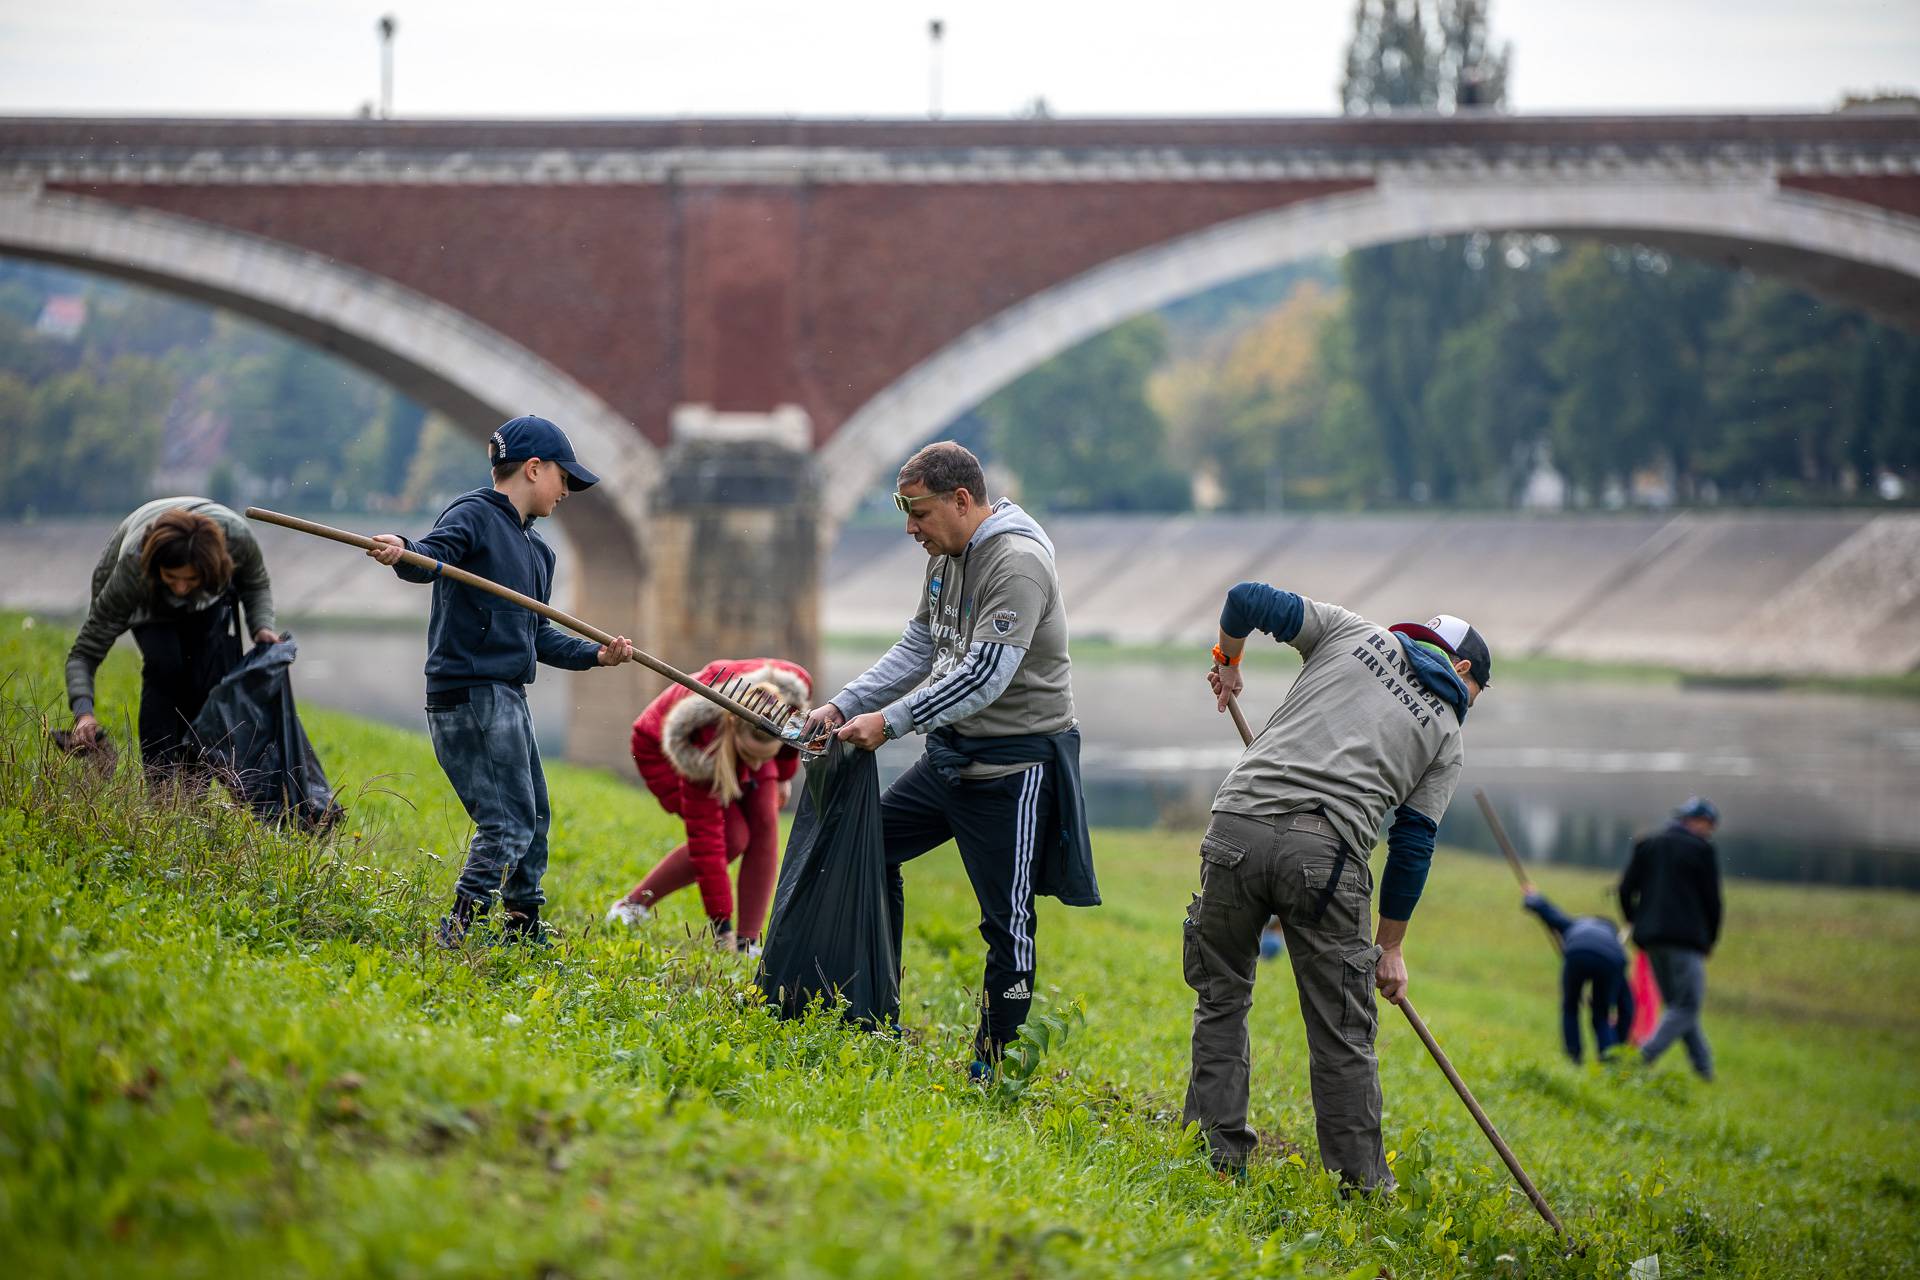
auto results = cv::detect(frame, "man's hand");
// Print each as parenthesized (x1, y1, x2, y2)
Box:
(366, 533, 406, 566)
(836, 711, 889, 752)
(1375, 945, 1408, 1003)
(1208, 663, 1245, 712)
(800, 702, 845, 743)
(71, 713, 101, 748)
(596, 636, 634, 666)
(1373, 914, 1409, 1003)
(253, 628, 281, 645)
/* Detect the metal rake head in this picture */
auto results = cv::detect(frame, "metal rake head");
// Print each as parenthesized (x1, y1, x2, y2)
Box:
(701, 672, 820, 753)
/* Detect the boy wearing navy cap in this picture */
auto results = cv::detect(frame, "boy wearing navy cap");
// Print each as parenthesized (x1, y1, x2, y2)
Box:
(367, 414, 634, 946)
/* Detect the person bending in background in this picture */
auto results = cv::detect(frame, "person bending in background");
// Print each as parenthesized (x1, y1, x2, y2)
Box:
(607, 658, 811, 956)
(65, 499, 279, 776)
(1521, 885, 1634, 1064)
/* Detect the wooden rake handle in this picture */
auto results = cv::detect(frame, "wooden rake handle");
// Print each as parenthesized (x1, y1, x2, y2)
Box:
(1219, 694, 1568, 1241)
(1393, 995, 1569, 1240)
(245, 507, 809, 747)
(1475, 787, 1563, 956)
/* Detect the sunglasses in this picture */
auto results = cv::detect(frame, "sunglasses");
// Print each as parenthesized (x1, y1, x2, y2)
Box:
(892, 489, 954, 515)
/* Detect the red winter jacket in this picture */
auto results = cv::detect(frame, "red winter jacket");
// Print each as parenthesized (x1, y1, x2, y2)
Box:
(630, 658, 811, 920)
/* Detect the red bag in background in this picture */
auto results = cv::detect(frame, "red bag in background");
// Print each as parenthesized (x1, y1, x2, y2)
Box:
(1630, 950, 1662, 1044)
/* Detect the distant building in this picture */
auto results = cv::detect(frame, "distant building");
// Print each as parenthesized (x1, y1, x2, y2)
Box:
(34, 294, 86, 341)
(1519, 445, 1568, 510)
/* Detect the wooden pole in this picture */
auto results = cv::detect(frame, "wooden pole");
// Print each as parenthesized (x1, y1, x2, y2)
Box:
(245, 506, 809, 746)
(1221, 695, 1570, 1241)
(1226, 696, 1254, 748)
(1475, 787, 1563, 956)
(1394, 995, 1570, 1240)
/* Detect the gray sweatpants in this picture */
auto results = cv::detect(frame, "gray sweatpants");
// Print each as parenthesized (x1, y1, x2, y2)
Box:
(1181, 810, 1388, 1189)
(1641, 945, 1714, 1080)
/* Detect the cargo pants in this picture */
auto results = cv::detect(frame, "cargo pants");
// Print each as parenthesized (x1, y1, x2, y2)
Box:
(1181, 809, 1390, 1189)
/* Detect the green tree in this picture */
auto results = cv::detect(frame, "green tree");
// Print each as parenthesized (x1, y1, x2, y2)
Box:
(1541, 245, 1728, 498)
(11, 358, 172, 516)
(1335, 0, 1513, 501)
(983, 317, 1187, 513)
(1702, 281, 1877, 496)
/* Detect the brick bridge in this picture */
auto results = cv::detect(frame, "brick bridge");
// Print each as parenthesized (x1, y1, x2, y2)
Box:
(4, 114, 1917, 761)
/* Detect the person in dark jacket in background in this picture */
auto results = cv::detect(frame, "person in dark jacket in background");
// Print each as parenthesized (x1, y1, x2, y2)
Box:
(367, 415, 634, 947)
(1618, 796, 1723, 1080)
(1521, 885, 1633, 1063)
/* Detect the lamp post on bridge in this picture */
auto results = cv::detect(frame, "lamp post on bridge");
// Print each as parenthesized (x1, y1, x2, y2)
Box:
(377, 15, 397, 120)
(928, 18, 944, 119)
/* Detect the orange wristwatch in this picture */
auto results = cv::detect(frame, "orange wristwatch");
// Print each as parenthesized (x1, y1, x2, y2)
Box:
(1211, 643, 1241, 668)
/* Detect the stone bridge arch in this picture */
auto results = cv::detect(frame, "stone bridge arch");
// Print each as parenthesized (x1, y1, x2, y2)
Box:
(0, 186, 662, 758)
(819, 176, 1920, 520)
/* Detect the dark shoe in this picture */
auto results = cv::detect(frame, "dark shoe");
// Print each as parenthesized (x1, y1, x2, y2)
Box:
(968, 1059, 996, 1087)
(502, 904, 549, 947)
(435, 894, 487, 949)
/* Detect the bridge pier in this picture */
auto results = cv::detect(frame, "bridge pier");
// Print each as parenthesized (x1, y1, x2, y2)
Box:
(642, 417, 822, 734)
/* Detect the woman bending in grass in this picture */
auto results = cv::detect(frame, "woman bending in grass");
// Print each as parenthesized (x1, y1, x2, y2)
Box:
(607, 658, 811, 955)
(65, 499, 279, 776)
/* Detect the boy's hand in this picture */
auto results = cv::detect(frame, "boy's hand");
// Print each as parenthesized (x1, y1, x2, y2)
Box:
(253, 628, 281, 645)
(597, 636, 634, 666)
(72, 713, 101, 748)
(366, 534, 406, 566)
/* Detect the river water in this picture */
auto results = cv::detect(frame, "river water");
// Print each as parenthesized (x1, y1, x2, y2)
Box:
(282, 627, 1920, 890)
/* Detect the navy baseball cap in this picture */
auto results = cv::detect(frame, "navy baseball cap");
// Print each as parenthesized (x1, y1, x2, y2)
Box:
(1675, 796, 1720, 825)
(489, 414, 599, 491)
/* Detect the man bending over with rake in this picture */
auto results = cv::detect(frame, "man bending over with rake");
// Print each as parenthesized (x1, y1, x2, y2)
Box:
(1186, 588, 1490, 1189)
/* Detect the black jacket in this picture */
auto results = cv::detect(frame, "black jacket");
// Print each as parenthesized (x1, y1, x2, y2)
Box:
(395, 488, 600, 691)
(924, 725, 1100, 907)
(1618, 823, 1723, 953)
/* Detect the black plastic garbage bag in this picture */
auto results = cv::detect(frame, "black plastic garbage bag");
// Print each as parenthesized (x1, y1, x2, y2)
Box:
(190, 635, 344, 832)
(757, 739, 899, 1028)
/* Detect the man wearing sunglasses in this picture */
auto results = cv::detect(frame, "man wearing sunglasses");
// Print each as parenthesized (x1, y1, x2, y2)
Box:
(802, 441, 1098, 1080)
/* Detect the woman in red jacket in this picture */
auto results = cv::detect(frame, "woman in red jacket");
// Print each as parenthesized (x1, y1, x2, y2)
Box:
(606, 658, 811, 953)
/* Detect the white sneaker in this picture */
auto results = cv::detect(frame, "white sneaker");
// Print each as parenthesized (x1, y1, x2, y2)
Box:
(605, 898, 651, 928)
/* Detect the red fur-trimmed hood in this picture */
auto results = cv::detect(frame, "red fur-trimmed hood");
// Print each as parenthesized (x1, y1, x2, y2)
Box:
(659, 662, 811, 784)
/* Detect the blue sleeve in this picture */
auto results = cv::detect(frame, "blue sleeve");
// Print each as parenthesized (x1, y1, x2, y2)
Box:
(1220, 582, 1305, 643)
(394, 506, 475, 584)
(1379, 805, 1437, 922)
(536, 618, 601, 670)
(1523, 892, 1573, 936)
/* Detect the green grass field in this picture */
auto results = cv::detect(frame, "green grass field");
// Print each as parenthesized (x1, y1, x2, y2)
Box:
(4, 612, 1917, 1278)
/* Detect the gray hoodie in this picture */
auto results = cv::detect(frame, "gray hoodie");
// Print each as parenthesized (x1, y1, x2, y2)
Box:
(832, 499, 1075, 742)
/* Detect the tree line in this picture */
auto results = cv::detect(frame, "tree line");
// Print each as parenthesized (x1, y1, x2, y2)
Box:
(978, 0, 1917, 514)
(0, 260, 467, 520)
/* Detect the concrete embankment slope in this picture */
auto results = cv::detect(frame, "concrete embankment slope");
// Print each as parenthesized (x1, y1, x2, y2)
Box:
(7, 509, 1917, 677)
(828, 510, 1920, 677)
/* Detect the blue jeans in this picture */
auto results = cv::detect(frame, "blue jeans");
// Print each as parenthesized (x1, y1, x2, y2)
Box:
(1560, 951, 1633, 1063)
(1642, 946, 1714, 1080)
(427, 682, 550, 909)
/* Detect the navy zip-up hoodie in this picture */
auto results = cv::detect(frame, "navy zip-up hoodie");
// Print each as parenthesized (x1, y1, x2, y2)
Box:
(394, 488, 601, 691)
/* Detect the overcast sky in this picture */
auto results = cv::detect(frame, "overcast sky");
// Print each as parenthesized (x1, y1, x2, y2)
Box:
(1, 1, 1916, 119)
